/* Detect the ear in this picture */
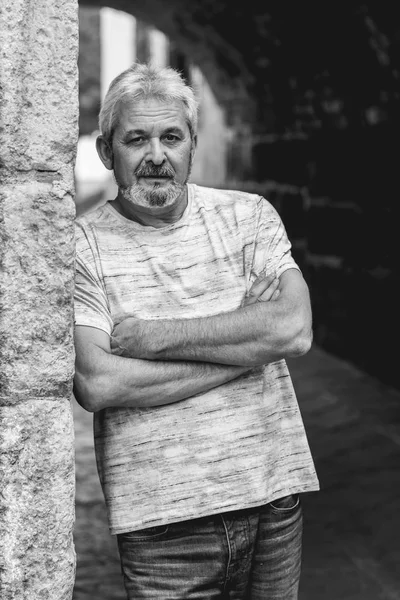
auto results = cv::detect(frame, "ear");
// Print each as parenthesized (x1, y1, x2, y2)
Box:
(190, 135, 198, 160)
(96, 136, 114, 171)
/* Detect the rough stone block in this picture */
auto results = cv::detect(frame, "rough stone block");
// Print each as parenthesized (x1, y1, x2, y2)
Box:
(0, 177, 76, 404)
(0, 400, 76, 599)
(0, 0, 79, 171)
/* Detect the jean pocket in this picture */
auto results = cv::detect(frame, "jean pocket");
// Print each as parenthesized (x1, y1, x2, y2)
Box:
(121, 524, 170, 541)
(269, 494, 300, 513)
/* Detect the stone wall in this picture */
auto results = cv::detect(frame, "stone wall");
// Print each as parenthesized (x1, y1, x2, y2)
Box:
(0, 0, 78, 597)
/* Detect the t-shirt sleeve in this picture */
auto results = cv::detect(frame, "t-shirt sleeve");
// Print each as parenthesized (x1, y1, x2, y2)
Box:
(251, 197, 301, 280)
(74, 222, 114, 336)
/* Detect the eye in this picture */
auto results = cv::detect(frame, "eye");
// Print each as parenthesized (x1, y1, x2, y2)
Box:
(163, 134, 180, 143)
(129, 136, 145, 145)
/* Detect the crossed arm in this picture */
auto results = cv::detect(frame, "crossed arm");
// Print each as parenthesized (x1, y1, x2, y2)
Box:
(74, 269, 312, 412)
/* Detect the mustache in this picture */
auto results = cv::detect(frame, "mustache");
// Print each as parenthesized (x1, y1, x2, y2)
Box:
(135, 163, 176, 178)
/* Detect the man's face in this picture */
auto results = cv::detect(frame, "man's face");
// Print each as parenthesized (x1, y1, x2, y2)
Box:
(107, 97, 195, 213)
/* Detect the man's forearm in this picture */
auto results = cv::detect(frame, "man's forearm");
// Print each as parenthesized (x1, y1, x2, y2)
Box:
(110, 270, 312, 367)
(117, 304, 286, 366)
(75, 346, 250, 412)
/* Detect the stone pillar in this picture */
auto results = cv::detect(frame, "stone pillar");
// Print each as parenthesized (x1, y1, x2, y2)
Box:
(0, 0, 78, 598)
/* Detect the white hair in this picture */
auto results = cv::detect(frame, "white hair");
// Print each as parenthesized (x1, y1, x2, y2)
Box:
(99, 63, 199, 144)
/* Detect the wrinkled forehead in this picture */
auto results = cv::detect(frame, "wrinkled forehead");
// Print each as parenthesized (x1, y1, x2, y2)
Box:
(113, 95, 191, 136)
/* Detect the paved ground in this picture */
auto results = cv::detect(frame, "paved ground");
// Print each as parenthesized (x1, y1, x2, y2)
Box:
(72, 344, 400, 599)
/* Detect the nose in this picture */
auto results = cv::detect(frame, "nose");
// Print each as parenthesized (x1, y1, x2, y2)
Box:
(145, 138, 165, 165)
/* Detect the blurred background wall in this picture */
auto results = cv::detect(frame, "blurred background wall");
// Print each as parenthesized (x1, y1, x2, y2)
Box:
(76, 1, 400, 391)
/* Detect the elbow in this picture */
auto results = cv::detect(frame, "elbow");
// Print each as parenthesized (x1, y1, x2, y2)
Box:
(73, 372, 108, 413)
(284, 321, 313, 358)
(256, 318, 313, 363)
(278, 303, 313, 358)
(286, 330, 313, 357)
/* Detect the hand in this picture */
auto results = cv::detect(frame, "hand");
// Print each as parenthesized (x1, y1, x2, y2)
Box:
(242, 274, 280, 307)
(111, 317, 148, 358)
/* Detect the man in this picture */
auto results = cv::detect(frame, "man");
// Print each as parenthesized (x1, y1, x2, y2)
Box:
(73, 62, 319, 599)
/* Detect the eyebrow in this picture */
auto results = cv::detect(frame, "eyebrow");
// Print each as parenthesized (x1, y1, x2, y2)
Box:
(124, 129, 145, 136)
(123, 126, 185, 140)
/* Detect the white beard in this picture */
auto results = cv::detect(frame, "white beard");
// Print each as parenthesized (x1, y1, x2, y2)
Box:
(120, 178, 185, 208)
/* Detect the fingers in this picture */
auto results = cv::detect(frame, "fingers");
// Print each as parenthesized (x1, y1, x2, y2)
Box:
(257, 279, 280, 302)
(110, 336, 128, 356)
(250, 274, 277, 298)
(269, 288, 280, 301)
(110, 323, 125, 354)
(244, 274, 280, 306)
(110, 335, 120, 352)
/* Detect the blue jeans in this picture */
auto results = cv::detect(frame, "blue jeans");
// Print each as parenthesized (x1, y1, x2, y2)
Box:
(117, 495, 303, 599)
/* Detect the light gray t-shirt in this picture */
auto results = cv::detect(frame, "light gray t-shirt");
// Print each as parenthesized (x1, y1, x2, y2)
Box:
(74, 184, 319, 534)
